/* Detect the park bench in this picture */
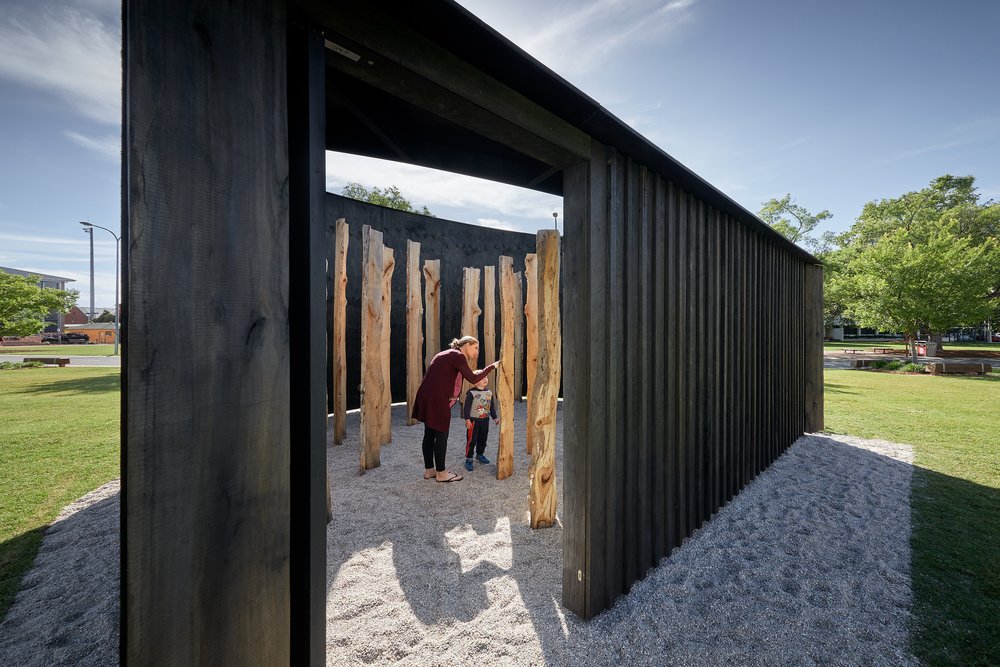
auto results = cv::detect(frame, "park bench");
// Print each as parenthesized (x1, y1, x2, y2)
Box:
(22, 357, 71, 367)
(871, 347, 896, 354)
(842, 348, 861, 354)
(926, 362, 992, 376)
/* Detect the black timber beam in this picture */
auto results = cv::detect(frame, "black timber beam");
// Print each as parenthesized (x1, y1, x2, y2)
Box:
(287, 19, 328, 666)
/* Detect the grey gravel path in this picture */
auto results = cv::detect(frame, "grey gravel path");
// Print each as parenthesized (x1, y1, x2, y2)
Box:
(0, 403, 916, 666)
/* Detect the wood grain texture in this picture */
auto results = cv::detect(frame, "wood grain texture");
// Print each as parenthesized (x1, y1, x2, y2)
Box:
(422, 259, 441, 372)
(380, 246, 395, 444)
(360, 225, 384, 472)
(406, 240, 422, 426)
(497, 257, 516, 481)
(529, 232, 560, 527)
(523, 253, 538, 454)
(804, 263, 824, 431)
(461, 267, 482, 408)
(483, 265, 496, 396)
(124, 0, 293, 660)
(513, 271, 524, 402)
(333, 219, 349, 445)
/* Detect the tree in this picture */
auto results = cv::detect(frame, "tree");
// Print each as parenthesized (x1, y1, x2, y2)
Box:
(341, 182, 434, 216)
(834, 175, 1000, 359)
(758, 194, 832, 252)
(0, 272, 78, 337)
(94, 310, 116, 323)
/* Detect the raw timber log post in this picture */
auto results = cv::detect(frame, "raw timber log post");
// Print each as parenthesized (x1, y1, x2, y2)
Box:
(332, 218, 348, 445)
(461, 267, 482, 407)
(529, 230, 560, 528)
(514, 271, 524, 402)
(497, 256, 516, 480)
(380, 246, 395, 444)
(406, 241, 422, 426)
(360, 225, 384, 472)
(524, 252, 538, 454)
(483, 265, 497, 396)
(423, 259, 441, 372)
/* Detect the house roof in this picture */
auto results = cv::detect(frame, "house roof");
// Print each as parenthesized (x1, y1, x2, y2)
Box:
(66, 323, 116, 330)
(0, 265, 76, 283)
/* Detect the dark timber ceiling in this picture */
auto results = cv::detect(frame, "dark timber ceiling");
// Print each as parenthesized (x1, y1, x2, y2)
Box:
(292, 0, 820, 264)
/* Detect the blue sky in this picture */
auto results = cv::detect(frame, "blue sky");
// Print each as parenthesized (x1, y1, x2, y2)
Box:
(2, 0, 998, 306)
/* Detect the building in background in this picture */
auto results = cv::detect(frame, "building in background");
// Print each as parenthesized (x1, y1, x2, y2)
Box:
(0, 265, 75, 333)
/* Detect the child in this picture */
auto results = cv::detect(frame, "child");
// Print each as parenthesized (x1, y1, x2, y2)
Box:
(463, 376, 498, 472)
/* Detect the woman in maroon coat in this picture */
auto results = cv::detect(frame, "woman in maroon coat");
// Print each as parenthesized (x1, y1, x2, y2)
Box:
(412, 335, 500, 482)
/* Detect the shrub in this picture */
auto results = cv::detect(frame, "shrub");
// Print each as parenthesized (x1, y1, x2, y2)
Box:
(0, 361, 45, 370)
(900, 363, 926, 373)
(884, 360, 904, 371)
(869, 360, 887, 369)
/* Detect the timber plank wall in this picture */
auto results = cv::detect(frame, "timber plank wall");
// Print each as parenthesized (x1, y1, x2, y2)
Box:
(562, 140, 823, 618)
(325, 194, 539, 409)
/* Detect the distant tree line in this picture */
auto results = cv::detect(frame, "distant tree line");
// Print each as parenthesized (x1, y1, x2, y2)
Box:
(759, 175, 1000, 359)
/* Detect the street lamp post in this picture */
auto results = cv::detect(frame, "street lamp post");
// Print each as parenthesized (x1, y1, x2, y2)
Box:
(79, 221, 121, 356)
(83, 226, 94, 323)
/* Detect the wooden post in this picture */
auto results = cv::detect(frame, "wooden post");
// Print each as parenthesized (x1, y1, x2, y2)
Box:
(406, 241, 422, 425)
(423, 259, 441, 372)
(529, 231, 560, 528)
(461, 267, 482, 407)
(360, 225, 384, 472)
(497, 256, 516, 481)
(380, 246, 395, 445)
(514, 271, 524, 402)
(483, 265, 496, 396)
(332, 218, 349, 445)
(524, 253, 538, 454)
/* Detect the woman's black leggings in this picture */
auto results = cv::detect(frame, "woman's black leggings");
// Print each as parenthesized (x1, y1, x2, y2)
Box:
(422, 425, 449, 472)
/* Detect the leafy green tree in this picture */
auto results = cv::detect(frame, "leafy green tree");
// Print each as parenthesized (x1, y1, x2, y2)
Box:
(94, 310, 116, 323)
(758, 194, 832, 252)
(0, 272, 78, 337)
(835, 175, 1000, 358)
(341, 182, 433, 216)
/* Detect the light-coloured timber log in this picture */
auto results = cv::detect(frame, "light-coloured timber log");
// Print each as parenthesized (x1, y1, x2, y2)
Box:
(423, 259, 441, 372)
(460, 267, 482, 407)
(496, 256, 516, 480)
(360, 225, 384, 472)
(524, 253, 538, 454)
(332, 218, 349, 445)
(483, 265, 496, 396)
(406, 241, 422, 425)
(529, 231, 560, 528)
(514, 271, 524, 402)
(380, 246, 395, 445)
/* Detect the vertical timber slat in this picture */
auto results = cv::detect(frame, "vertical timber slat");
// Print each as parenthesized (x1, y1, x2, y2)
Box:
(529, 232, 561, 527)
(423, 259, 441, 370)
(406, 240, 422, 426)
(497, 257, 516, 481)
(333, 219, 349, 444)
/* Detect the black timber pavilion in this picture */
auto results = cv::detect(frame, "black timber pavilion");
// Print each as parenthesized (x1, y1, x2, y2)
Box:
(122, 0, 824, 663)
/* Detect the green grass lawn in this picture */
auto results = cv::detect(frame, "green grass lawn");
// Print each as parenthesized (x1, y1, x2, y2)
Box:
(825, 369, 1000, 666)
(0, 367, 120, 621)
(0, 344, 118, 356)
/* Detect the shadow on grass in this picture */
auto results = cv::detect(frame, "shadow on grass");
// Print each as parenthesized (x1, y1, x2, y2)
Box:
(910, 464, 1000, 666)
(823, 382, 857, 394)
(16, 373, 121, 396)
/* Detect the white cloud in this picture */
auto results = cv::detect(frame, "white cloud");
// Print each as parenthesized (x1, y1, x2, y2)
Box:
(459, 0, 698, 78)
(326, 153, 562, 232)
(65, 130, 120, 159)
(0, 2, 121, 125)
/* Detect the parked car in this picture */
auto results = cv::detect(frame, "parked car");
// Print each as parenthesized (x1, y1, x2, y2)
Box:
(42, 332, 89, 343)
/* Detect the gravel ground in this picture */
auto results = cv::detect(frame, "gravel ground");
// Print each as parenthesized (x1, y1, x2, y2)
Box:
(0, 403, 916, 666)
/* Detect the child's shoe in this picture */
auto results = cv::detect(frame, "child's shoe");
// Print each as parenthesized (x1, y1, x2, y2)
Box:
(476, 454, 490, 465)
(465, 458, 474, 472)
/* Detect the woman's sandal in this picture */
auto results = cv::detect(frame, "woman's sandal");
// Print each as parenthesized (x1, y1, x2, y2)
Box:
(435, 472, 463, 483)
